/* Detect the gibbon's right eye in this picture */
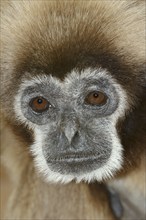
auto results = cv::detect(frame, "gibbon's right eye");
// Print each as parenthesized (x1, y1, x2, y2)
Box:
(29, 96, 51, 113)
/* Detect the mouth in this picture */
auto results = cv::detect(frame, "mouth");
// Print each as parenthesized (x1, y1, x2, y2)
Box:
(45, 152, 109, 175)
(47, 152, 103, 162)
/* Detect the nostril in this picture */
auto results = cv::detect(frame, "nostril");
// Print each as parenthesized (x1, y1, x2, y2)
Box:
(71, 131, 80, 145)
(74, 131, 79, 138)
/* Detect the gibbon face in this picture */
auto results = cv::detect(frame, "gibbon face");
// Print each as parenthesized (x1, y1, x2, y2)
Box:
(14, 69, 127, 183)
(1, 1, 145, 183)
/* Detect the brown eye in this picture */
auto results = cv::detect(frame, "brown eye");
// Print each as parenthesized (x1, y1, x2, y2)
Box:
(85, 91, 107, 106)
(29, 97, 50, 113)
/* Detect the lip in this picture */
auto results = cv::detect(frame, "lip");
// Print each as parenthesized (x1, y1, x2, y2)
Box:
(47, 153, 104, 163)
(45, 152, 110, 175)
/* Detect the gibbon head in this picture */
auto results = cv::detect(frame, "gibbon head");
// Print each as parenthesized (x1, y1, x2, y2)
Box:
(1, 1, 145, 183)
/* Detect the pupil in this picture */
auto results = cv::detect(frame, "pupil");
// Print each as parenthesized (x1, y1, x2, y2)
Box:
(93, 93, 99, 98)
(37, 99, 43, 104)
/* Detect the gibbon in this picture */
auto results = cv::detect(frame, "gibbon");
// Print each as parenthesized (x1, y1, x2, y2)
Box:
(1, 0, 146, 219)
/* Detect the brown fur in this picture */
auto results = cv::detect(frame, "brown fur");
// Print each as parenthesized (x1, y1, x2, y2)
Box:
(0, 0, 146, 219)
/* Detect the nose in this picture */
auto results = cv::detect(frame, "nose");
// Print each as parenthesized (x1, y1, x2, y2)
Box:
(60, 108, 80, 145)
(63, 123, 78, 144)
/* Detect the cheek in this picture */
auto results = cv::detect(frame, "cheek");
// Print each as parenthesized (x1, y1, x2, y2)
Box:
(84, 118, 113, 141)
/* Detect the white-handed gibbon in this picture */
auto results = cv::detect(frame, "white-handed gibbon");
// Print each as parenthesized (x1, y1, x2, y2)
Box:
(0, 0, 146, 219)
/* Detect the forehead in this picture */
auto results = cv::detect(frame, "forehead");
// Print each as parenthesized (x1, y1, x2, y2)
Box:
(21, 68, 112, 89)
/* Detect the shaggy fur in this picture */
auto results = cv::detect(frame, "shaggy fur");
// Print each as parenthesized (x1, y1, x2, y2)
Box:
(1, 0, 146, 219)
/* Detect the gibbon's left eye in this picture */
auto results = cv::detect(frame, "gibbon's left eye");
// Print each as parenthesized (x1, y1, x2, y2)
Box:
(29, 96, 51, 113)
(85, 91, 107, 106)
